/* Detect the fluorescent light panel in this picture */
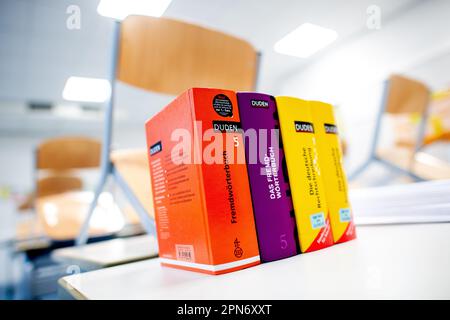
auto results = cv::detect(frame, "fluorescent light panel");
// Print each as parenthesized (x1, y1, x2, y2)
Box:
(97, 0, 172, 20)
(62, 76, 111, 103)
(274, 23, 338, 58)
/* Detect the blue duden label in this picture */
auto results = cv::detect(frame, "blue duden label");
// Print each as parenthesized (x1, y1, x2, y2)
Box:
(339, 208, 351, 222)
(150, 141, 162, 156)
(310, 212, 325, 229)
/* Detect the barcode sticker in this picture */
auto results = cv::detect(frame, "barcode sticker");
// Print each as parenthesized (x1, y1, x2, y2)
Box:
(310, 212, 326, 229)
(176, 244, 195, 262)
(339, 208, 352, 222)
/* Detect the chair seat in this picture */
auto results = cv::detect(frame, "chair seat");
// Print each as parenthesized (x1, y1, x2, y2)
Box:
(377, 147, 450, 180)
(35, 191, 125, 241)
(111, 149, 154, 219)
(395, 130, 450, 148)
(424, 131, 450, 146)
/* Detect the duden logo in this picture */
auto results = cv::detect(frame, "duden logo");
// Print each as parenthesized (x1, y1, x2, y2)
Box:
(250, 99, 269, 108)
(213, 120, 242, 133)
(294, 121, 314, 133)
(324, 123, 338, 134)
(150, 141, 162, 156)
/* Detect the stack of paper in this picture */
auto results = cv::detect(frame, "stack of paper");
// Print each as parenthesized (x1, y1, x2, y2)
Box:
(350, 179, 450, 225)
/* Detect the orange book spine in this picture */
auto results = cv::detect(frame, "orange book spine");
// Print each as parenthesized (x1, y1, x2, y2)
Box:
(191, 88, 260, 272)
(145, 88, 259, 275)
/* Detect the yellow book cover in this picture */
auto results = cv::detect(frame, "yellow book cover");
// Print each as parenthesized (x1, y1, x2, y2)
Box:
(275, 96, 333, 252)
(310, 101, 356, 243)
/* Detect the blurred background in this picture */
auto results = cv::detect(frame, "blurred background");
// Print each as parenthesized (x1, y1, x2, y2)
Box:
(0, 0, 449, 299)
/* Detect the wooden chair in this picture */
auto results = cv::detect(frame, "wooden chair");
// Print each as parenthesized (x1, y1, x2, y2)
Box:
(76, 15, 259, 245)
(20, 137, 125, 241)
(409, 90, 450, 147)
(18, 137, 98, 211)
(349, 74, 431, 181)
(18, 176, 82, 211)
(36, 137, 101, 170)
(36, 176, 83, 198)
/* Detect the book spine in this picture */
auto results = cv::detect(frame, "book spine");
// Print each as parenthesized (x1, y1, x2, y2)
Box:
(192, 88, 260, 272)
(237, 92, 298, 261)
(275, 96, 334, 252)
(145, 90, 212, 270)
(310, 101, 356, 243)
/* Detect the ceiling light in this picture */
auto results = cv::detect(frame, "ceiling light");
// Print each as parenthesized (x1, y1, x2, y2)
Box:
(274, 23, 338, 58)
(97, 0, 172, 20)
(62, 77, 111, 103)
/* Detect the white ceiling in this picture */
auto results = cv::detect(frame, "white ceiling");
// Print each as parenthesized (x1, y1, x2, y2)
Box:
(164, 0, 420, 91)
(0, 0, 114, 102)
(0, 0, 422, 103)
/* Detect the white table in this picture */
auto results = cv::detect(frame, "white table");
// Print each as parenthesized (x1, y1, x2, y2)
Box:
(53, 235, 158, 270)
(59, 223, 450, 299)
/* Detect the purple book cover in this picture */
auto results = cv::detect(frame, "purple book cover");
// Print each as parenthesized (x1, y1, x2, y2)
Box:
(237, 92, 299, 261)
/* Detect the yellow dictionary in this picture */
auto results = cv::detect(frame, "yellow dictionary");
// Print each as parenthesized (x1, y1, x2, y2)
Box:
(310, 101, 356, 243)
(275, 96, 333, 252)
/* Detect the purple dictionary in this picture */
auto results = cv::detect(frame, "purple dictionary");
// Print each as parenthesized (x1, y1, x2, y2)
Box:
(237, 92, 299, 262)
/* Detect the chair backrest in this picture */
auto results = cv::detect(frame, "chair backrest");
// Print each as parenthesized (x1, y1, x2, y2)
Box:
(385, 74, 430, 114)
(35, 137, 100, 199)
(37, 175, 82, 198)
(36, 137, 101, 170)
(117, 15, 258, 95)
